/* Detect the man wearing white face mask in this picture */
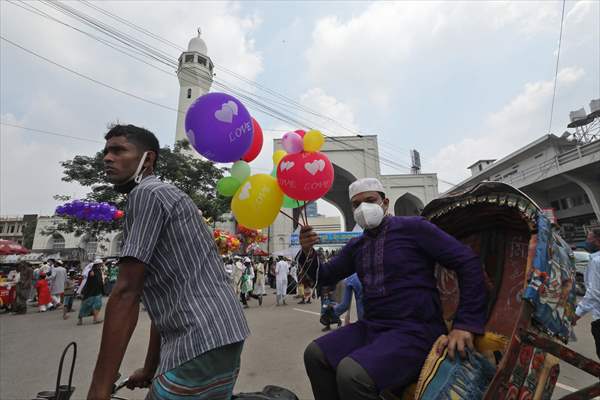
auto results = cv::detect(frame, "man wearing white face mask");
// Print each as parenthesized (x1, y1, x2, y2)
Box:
(299, 177, 487, 400)
(89, 125, 249, 400)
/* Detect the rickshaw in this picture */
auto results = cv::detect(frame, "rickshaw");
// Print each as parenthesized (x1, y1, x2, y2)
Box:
(394, 181, 599, 400)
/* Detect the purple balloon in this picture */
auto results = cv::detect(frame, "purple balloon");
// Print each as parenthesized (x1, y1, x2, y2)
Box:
(281, 131, 304, 154)
(185, 92, 253, 163)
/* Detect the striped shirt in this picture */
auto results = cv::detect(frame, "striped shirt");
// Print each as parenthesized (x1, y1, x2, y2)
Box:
(121, 175, 250, 375)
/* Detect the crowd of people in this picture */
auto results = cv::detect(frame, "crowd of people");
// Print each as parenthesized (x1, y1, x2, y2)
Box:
(2, 257, 120, 325)
(218, 251, 364, 335)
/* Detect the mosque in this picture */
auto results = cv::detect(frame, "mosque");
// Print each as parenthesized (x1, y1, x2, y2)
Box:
(172, 31, 439, 254)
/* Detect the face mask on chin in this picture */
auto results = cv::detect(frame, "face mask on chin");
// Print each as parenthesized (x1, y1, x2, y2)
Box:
(114, 151, 149, 194)
(354, 202, 385, 230)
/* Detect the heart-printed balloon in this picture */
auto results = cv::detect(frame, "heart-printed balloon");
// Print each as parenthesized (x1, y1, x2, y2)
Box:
(185, 92, 253, 162)
(232, 174, 283, 229)
(276, 151, 334, 201)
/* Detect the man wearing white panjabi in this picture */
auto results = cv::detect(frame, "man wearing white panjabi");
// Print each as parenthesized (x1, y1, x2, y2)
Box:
(232, 256, 245, 295)
(275, 257, 290, 306)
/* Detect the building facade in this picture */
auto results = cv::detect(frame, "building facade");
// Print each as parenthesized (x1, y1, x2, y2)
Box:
(307, 216, 341, 232)
(450, 134, 599, 246)
(0, 215, 38, 248)
(31, 216, 122, 262)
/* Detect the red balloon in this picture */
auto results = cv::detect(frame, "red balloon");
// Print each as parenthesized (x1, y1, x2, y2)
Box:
(114, 210, 125, 219)
(295, 129, 306, 138)
(276, 151, 334, 201)
(242, 118, 264, 162)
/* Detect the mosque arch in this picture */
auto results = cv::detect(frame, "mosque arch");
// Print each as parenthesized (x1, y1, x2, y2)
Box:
(80, 235, 98, 260)
(394, 193, 424, 216)
(111, 233, 124, 256)
(47, 233, 65, 250)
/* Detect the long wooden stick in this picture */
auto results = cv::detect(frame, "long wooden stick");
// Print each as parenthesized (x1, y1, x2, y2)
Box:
(280, 210, 303, 227)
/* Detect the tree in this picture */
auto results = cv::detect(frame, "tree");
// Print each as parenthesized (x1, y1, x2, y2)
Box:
(46, 140, 230, 242)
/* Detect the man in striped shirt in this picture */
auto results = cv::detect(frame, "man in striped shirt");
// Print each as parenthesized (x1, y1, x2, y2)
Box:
(88, 125, 249, 400)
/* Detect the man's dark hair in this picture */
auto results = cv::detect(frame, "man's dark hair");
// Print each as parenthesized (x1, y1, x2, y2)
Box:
(105, 124, 160, 167)
(592, 228, 600, 240)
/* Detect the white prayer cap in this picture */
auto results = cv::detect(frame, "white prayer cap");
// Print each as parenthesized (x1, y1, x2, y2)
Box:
(93, 258, 103, 264)
(244, 257, 251, 263)
(348, 178, 385, 200)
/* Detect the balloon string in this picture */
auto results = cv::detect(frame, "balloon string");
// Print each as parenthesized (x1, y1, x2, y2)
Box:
(280, 210, 303, 227)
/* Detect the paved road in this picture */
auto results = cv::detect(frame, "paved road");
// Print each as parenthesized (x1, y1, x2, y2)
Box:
(0, 294, 597, 400)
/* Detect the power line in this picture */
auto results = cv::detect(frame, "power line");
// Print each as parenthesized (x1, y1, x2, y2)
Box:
(25, 1, 437, 173)
(1, 122, 104, 143)
(0, 35, 182, 113)
(1, 31, 441, 183)
(547, 0, 566, 134)
(4, 2, 454, 184)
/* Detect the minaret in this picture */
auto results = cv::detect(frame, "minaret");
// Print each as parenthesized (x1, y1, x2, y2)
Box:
(175, 28, 213, 147)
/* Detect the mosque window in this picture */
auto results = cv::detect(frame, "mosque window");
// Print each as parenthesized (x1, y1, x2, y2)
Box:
(185, 54, 194, 63)
(187, 88, 192, 99)
(197, 56, 207, 66)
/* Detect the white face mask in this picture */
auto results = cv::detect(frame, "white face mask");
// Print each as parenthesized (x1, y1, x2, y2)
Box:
(354, 202, 385, 230)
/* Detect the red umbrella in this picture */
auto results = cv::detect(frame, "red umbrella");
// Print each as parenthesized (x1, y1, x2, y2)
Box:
(0, 240, 30, 255)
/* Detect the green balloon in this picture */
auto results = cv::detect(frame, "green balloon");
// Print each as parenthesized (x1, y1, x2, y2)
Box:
(217, 176, 241, 197)
(231, 161, 251, 183)
(271, 167, 277, 178)
(282, 195, 305, 209)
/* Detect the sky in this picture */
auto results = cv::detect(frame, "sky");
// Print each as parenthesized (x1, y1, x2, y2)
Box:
(1, 1, 598, 218)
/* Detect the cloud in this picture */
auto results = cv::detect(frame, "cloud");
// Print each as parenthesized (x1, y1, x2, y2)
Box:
(0, 1, 263, 215)
(427, 66, 586, 188)
(304, 2, 563, 109)
(0, 111, 94, 216)
(299, 87, 359, 135)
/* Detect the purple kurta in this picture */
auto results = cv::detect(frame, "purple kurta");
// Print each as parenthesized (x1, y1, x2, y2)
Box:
(300, 216, 487, 391)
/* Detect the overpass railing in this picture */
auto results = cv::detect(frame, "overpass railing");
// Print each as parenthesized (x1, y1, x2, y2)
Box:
(557, 139, 600, 165)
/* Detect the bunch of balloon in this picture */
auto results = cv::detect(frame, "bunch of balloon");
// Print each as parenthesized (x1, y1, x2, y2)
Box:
(213, 229, 240, 255)
(55, 200, 124, 222)
(237, 226, 267, 244)
(185, 91, 281, 229)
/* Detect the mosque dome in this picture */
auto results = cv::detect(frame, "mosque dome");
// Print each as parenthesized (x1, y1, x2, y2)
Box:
(187, 28, 207, 55)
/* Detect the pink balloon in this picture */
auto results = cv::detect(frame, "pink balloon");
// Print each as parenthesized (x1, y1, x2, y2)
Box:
(281, 131, 304, 154)
(276, 151, 334, 201)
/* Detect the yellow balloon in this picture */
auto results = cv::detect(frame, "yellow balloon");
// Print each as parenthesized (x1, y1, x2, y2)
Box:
(272, 150, 287, 166)
(303, 130, 325, 152)
(231, 174, 284, 229)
